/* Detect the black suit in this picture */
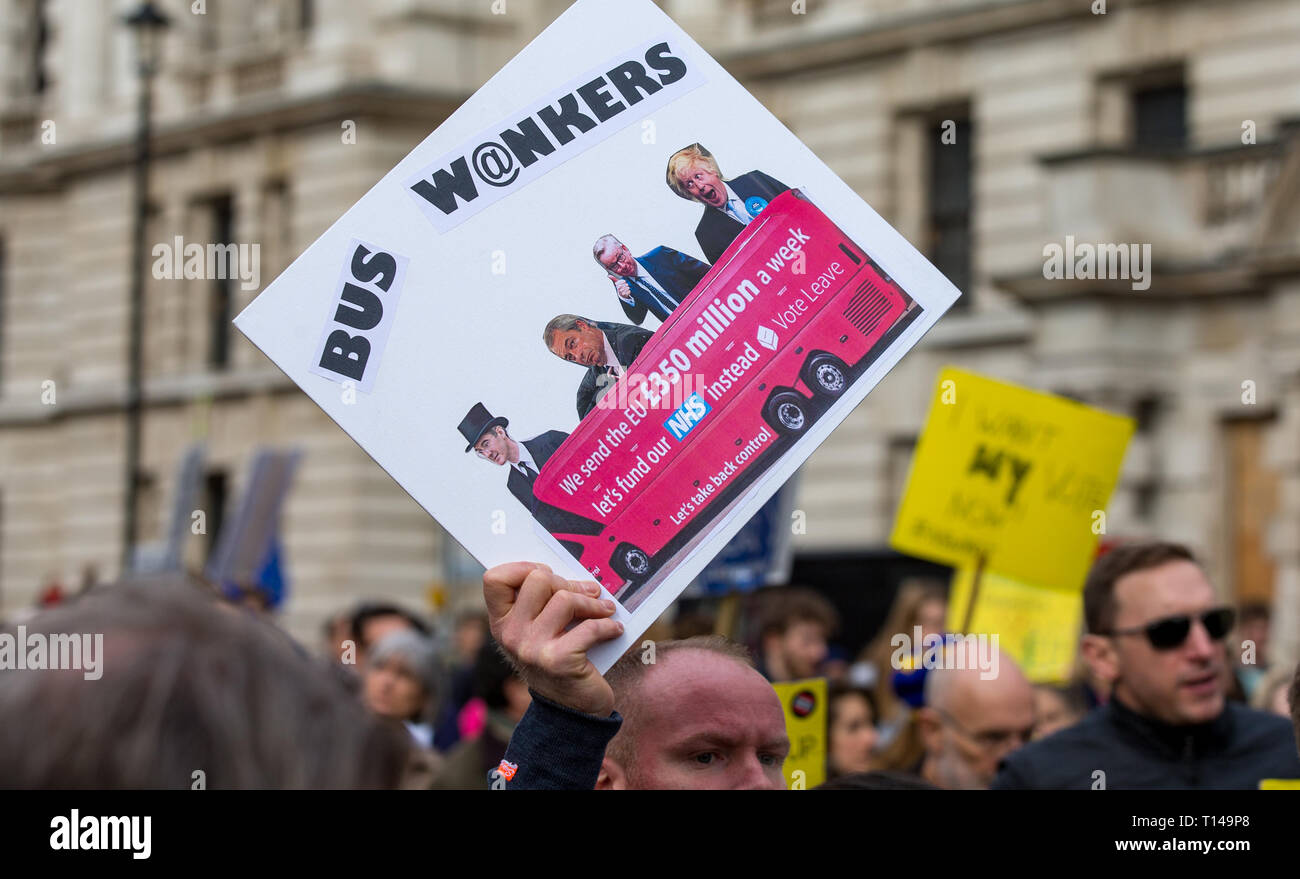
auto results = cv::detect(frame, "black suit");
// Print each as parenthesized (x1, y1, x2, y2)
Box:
(575, 321, 653, 420)
(506, 431, 598, 537)
(694, 170, 790, 263)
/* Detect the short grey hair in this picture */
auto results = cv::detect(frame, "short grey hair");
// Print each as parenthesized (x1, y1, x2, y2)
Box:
(0, 577, 410, 788)
(369, 629, 440, 704)
(592, 234, 622, 265)
(543, 314, 596, 349)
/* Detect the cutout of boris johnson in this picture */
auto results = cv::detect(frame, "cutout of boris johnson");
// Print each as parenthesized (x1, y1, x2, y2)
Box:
(592, 234, 710, 326)
(665, 143, 790, 263)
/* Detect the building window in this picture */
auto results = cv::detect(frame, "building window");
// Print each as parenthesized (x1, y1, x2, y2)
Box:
(0, 236, 6, 392)
(261, 179, 290, 280)
(202, 470, 228, 563)
(1132, 82, 1186, 150)
(32, 0, 48, 95)
(752, 0, 810, 27)
(1133, 481, 1158, 520)
(928, 115, 973, 305)
(440, 529, 484, 586)
(135, 471, 161, 548)
(1, 0, 46, 102)
(206, 195, 235, 370)
(1223, 417, 1278, 604)
(886, 435, 917, 524)
(1133, 395, 1161, 434)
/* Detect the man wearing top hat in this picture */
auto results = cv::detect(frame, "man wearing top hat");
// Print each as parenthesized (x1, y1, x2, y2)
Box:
(457, 403, 597, 540)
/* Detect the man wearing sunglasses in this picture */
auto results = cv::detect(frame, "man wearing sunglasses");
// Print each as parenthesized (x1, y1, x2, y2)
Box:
(994, 541, 1300, 789)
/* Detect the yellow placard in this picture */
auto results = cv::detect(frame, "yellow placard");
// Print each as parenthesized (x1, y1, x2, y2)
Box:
(1259, 779, 1300, 790)
(948, 567, 1082, 684)
(891, 368, 1134, 592)
(772, 678, 827, 790)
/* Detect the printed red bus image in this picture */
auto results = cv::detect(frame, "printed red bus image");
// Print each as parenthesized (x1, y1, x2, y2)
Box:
(534, 190, 920, 604)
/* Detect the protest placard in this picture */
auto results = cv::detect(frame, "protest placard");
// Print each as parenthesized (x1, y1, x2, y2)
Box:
(891, 368, 1134, 594)
(772, 677, 827, 790)
(234, 0, 961, 670)
(947, 566, 1082, 684)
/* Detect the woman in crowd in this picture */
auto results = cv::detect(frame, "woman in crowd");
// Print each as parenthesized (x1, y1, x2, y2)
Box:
(1252, 665, 1296, 719)
(363, 629, 443, 786)
(827, 684, 880, 779)
(853, 578, 948, 770)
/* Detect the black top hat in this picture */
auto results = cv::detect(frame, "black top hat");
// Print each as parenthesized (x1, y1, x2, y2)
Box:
(458, 403, 509, 452)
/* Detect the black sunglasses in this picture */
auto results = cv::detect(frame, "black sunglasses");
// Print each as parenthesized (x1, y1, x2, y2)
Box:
(1107, 607, 1236, 650)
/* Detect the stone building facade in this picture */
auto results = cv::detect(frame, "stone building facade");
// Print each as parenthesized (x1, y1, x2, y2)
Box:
(1, 0, 1297, 658)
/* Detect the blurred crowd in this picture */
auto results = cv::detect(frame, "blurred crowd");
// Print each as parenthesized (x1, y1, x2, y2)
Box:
(0, 539, 1297, 790)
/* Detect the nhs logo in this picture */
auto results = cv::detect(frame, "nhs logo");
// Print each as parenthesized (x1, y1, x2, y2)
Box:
(665, 393, 711, 441)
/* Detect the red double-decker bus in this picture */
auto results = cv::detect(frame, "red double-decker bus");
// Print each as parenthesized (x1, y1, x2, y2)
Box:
(534, 190, 918, 602)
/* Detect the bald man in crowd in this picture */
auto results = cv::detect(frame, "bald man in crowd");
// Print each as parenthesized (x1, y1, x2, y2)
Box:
(915, 647, 1036, 789)
(482, 562, 790, 789)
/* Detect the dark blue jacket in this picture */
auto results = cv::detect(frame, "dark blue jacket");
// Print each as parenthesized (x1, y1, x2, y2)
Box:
(494, 691, 623, 789)
(694, 170, 790, 263)
(617, 247, 711, 325)
(505, 430, 600, 539)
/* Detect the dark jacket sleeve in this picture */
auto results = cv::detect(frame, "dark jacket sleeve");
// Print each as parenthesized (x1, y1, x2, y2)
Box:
(576, 370, 597, 420)
(753, 170, 790, 197)
(621, 326, 653, 366)
(498, 690, 623, 790)
(620, 294, 649, 326)
(990, 753, 1035, 790)
(696, 212, 732, 264)
(662, 247, 711, 293)
(528, 430, 570, 468)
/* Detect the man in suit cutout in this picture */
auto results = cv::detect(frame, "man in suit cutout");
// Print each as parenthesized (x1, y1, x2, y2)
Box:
(665, 143, 790, 263)
(457, 402, 596, 538)
(592, 234, 711, 326)
(542, 315, 652, 420)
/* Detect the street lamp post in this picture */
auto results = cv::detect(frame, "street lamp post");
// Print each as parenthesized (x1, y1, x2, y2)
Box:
(121, 1, 170, 575)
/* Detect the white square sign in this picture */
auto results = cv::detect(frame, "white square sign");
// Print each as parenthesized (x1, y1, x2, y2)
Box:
(235, 0, 961, 671)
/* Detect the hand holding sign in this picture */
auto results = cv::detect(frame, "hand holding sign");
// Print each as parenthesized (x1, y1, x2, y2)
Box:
(233, 0, 962, 674)
(483, 562, 623, 716)
(609, 275, 636, 306)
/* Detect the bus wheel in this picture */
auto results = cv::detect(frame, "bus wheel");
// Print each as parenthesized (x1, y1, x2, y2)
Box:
(764, 390, 809, 436)
(612, 542, 653, 582)
(803, 352, 849, 398)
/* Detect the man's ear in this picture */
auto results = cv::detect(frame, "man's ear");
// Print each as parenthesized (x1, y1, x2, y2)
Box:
(915, 706, 943, 753)
(1080, 633, 1119, 689)
(596, 755, 629, 790)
